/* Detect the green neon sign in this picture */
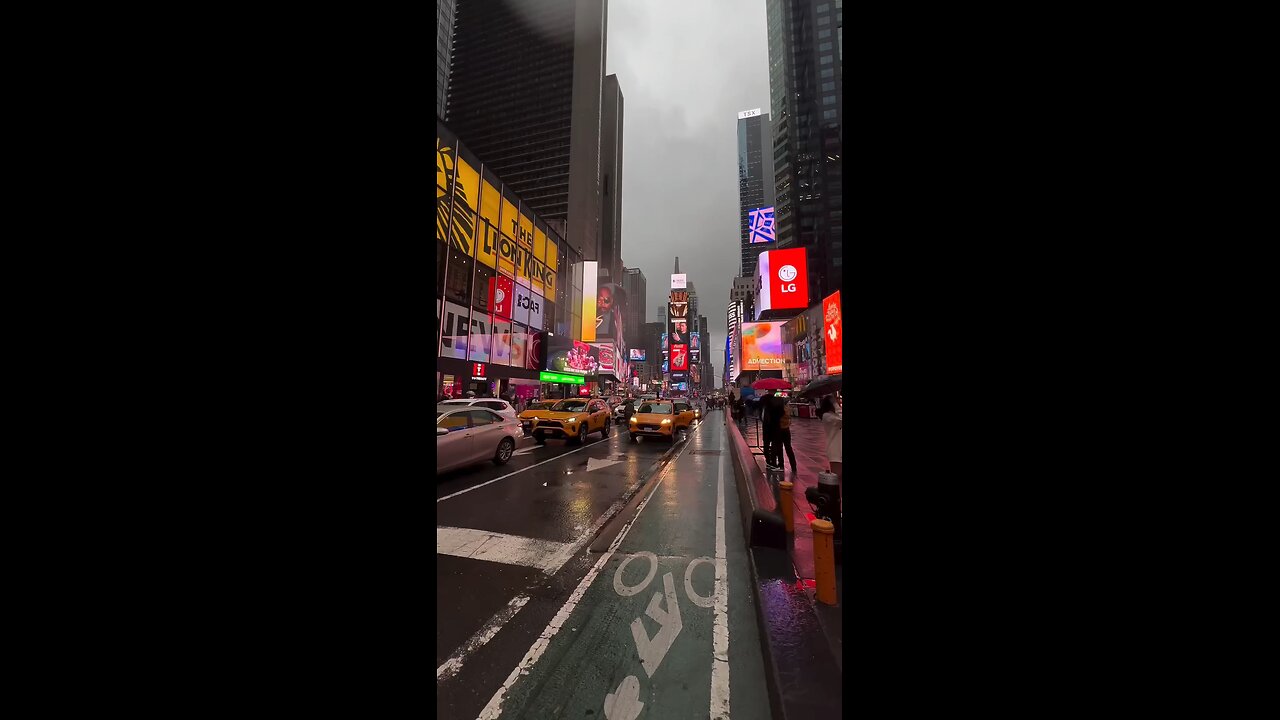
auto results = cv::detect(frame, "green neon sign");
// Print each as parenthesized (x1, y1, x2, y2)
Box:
(539, 371, 585, 384)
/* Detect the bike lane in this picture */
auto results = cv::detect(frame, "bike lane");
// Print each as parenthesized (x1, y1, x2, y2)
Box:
(476, 414, 771, 720)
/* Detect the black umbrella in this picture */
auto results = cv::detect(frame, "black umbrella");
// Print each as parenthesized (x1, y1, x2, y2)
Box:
(797, 374, 841, 398)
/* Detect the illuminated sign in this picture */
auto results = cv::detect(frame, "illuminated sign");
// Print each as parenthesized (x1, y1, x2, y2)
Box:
(737, 108, 762, 119)
(690, 332, 700, 351)
(471, 362, 487, 380)
(540, 371, 585, 384)
(629, 348, 647, 361)
(748, 206, 775, 244)
(823, 291, 842, 375)
(741, 322, 785, 370)
(756, 247, 809, 316)
(581, 261, 598, 342)
(514, 286, 545, 330)
(671, 273, 687, 289)
(671, 344, 689, 371)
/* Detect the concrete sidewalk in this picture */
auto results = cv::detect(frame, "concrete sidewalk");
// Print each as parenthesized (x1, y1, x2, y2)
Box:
(723, 411, 843, 719)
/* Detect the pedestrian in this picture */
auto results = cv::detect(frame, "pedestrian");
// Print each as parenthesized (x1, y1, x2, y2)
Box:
(761, 389, 784, 470)
(777, 397, 798, 475)
(817, 395, 842, 485)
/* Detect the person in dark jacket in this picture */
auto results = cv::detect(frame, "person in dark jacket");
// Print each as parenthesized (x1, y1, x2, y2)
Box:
(760, 389, 784, 469)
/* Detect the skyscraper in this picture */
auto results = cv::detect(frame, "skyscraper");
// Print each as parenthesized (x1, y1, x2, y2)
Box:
(737, 109, 777, 277)
(436, 0, 456, 118)
(600, 75, 625, 282)
(767, 0, 843, 302)
(447, 0, 609, 261)
(622, 267, 646, 350)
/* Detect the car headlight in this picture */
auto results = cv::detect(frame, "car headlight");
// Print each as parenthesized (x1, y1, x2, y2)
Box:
(630, 416, 638, 423)
(661, 418, 671, 424)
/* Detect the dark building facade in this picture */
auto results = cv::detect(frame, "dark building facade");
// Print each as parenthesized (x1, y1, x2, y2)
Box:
(622, 267, 646, 351)
(437, 0, 456, 118)
(446, 0, 608, 263)
(766, 0, 843, 302)
(737, 109, 777, 276)
(600, 74, 625, 283)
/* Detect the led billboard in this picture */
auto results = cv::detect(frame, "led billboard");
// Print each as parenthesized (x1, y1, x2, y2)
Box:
(581, 261, 598, 342)
(671, 343, 689, 371)
(748, 206, 776, 244)
(629, 348, 647, 361)
(756, 247, 809, 316)
(741, 322, 785, 370)
(823, 291, 842, 375)
(671, 273, 687, 289)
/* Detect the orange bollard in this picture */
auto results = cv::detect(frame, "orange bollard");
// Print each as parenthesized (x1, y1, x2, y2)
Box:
(811, 519, 837, 605)
(779, 480, 795, 533)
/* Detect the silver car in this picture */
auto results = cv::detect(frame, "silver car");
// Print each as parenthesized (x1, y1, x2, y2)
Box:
(439, 397, 519, 420)
(436, 404, 521, 474)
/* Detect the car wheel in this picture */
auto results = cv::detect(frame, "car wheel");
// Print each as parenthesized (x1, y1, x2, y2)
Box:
(601, 419, 610, 438)
(534, 432, 546, 445)
(494, 437, 515, 465)
(576, 425, 588, 444)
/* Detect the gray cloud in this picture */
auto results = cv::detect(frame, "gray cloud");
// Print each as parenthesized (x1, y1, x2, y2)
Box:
(608, 0, 771, 387)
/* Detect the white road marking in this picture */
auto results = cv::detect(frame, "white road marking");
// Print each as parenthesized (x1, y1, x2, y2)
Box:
(436, 595, 529, 681)
(604, 674, 644, 720)
(437, 527, 577, 575)
(710, 440, 731, 720)
(512, 446, 540, 456)
(683, 557, 716, 608)
(630, 571, 683, 678)
(438, 437, 617, 502)
(475, 418, 709, 720)
(586, 456, 625, 472)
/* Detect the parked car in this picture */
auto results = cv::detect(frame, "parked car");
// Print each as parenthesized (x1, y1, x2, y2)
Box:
(518, 400, 558, 436)
(628, 400, 693, 443)
(440, 397, 519, 420)
(531, 398, 612, 444)
(437, 404, 521, 474)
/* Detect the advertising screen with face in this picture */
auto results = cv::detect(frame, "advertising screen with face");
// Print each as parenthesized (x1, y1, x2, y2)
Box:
(595, 279, 627, 342)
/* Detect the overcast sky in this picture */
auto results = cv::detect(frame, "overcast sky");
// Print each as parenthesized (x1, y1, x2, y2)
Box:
(607, 0, 771, 388)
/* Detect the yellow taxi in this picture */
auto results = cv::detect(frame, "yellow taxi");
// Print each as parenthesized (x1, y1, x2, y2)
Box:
(532, 398, 612, 444)
(517, 400, 558, 436)
(628, 400, 693, 443)
(673, 401, 698, 427)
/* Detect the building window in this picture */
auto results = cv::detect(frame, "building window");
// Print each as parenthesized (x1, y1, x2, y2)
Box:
(819, 28, 831, 38)
(820, 55, 833, 64)
(445, 247, 473, 306)
(821, 68, 834, 78)
(820, 42, 832, 51)
(823, 95, 836, 105)
(822, 81, 835, 91)
(823, 110, 837, 120)
(817, 3, 830, 10)
(818, 15, 830, 25)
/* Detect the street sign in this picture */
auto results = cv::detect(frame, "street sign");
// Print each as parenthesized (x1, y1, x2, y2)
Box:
(540, 371, 586, 384)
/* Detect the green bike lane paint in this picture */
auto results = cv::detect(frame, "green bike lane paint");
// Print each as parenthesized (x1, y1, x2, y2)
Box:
(475, 419, 771, 720)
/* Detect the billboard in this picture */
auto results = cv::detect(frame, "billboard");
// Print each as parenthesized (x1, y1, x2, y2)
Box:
(756, 247, 809, 316)
(661, 333, 667, 351)
(741, 322, 785, 370)
(670, 318, 689, 345)
(595, 273, 627, 343)
(590, 343, 617, 374)
(737, 108, 762, 120)
(671, 273, 687, 289)
(629, 348, 647, 361)
(823, 291, 842, 375)
(690, 332, 700, 351)
(545, 336, 599, 376)
(488, 275, 514, 319)
(581, 261, 599, 342)
(671, 343, 689, 371)
(514, 285, 545, 330)
(748, 206, 776, 244)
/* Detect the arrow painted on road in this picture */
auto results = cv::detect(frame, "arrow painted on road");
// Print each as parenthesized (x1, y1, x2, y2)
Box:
(586, 457, 624, 473)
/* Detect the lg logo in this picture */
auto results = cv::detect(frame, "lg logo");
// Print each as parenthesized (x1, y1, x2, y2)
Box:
(778, 264, 798, 293)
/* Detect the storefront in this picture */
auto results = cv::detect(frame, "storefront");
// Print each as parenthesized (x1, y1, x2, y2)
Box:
(437, 356, 544, 399)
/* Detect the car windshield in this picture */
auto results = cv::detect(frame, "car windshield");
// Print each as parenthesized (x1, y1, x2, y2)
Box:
(529, 402, 554, 410)
(553, 400, 588, 411)
(637, 402, 673, 414)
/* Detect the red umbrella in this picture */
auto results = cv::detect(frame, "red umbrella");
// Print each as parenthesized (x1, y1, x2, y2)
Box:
(751, 378, 792, 391)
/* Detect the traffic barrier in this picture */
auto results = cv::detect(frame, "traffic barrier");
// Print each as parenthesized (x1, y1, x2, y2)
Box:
(805, 470, 842, 563)
(811, 518, 837, 605)
(779, 480, 794, 533)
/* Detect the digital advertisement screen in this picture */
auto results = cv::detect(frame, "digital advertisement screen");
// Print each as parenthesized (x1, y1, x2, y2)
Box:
(756, 247, 809, 316)
(629, 348, 647, 361)
(823, 291, 842, 375)
(670, 344, 689, 371)
(690, 332, 700, 351)
(671, 273, 687, 289)
(748, 206, 776, 244)
(544, 335, 597, 376)
(581, 261, 598, 342)
(740, 322, 785, 370)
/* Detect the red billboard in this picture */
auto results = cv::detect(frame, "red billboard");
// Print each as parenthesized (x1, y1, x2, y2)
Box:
(488, 275, 514, 319)
(823, 291, 842, 375)
(755, 247, 809, 315)
(670, 343, 689, 371)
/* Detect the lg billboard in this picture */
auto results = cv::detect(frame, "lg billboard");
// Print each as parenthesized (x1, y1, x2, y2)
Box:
(755, 247, 809, 317)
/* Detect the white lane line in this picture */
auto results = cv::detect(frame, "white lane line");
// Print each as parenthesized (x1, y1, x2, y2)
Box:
(437, 595, 529, 681)
(710, 430, 731, 720)
(437, 527, 578, 575)
(437, 466, 665, 686)
(437, 437, 605, 503)
(475, 419, 709, 720)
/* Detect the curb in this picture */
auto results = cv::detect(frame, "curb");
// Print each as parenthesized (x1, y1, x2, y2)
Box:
(723, 416, 842, 720)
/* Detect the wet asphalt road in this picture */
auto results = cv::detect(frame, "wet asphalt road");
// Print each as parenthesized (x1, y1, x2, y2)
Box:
(436, 410, 769, 720)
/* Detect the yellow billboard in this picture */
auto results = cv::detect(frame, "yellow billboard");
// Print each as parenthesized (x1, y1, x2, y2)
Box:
(450, 157, 480, 257)
(435, 137, 454, 246)
(476, 178, 500, 270)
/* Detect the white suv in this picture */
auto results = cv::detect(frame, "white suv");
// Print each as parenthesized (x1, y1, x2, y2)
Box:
(440, 398, 519, 420)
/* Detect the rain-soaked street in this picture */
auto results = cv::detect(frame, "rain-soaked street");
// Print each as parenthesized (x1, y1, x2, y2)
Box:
(436, 408, 770, 720)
